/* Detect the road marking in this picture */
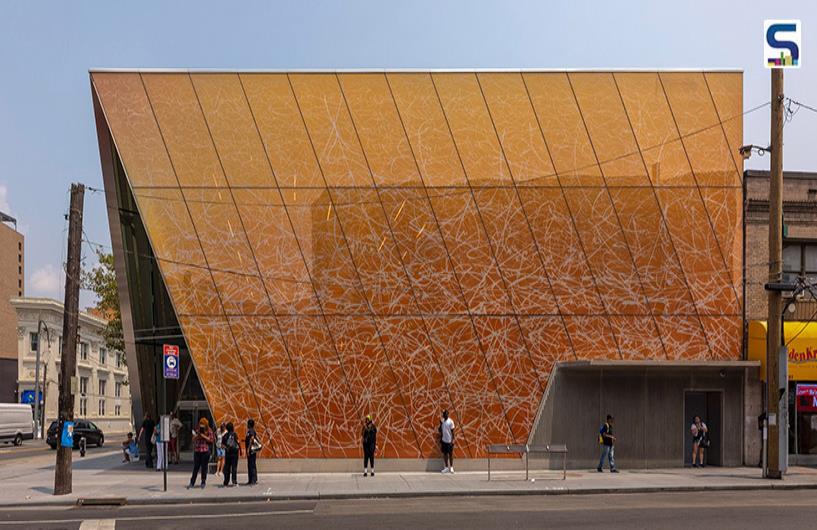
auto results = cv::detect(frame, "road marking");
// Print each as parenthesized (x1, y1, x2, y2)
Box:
(0, 509, 314, 526)
(79, 520, 116, 530)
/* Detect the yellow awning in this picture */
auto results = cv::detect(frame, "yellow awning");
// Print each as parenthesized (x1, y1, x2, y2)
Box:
(748, 320, 817, 381)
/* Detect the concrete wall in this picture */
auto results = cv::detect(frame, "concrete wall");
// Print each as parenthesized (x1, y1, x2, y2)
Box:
(530, 364, 754, 469)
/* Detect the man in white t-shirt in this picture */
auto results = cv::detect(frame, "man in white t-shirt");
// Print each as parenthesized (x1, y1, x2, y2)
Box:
(439, 409, 455, 473)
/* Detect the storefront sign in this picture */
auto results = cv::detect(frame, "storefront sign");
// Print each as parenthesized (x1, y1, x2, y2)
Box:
(796, 384, 817, 413)
(748, 321, 817, 381)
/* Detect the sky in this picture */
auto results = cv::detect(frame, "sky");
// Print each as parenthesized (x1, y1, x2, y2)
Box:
(0, 0, 815, 308)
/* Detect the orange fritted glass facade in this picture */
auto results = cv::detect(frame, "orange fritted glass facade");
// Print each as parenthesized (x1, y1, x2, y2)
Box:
(92, 70, 743, 459)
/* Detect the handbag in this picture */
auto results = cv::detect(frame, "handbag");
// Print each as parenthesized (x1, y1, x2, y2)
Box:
(251, 438, 263, 454)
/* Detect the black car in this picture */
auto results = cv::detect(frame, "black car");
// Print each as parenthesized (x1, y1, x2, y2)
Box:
(46, 420, 105, 450)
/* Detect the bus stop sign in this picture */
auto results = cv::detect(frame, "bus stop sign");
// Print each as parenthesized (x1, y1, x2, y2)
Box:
(163, 344, 179, 379)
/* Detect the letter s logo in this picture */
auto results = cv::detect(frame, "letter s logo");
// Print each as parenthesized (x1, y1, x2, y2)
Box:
(765, 20, 801, 68)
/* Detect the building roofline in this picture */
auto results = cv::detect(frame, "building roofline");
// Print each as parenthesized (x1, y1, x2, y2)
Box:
(10, 297, 108, 328)
(744, 169, 817, 180)
(89, 67, 745, 74)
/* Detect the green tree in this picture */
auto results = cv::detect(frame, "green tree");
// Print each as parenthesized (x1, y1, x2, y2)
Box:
(83, 249, 125, 362)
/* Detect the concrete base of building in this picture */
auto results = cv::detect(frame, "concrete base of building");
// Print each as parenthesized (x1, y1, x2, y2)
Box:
(252, 457, 528, 473)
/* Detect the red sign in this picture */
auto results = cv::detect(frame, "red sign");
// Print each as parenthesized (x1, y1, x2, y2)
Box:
(796, 384, 817, 412)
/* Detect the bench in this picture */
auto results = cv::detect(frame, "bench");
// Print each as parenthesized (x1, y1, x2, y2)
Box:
(486, 443, 568, 481)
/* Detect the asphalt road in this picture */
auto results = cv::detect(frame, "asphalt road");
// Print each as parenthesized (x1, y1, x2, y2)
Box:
(0, 489, 815, 529)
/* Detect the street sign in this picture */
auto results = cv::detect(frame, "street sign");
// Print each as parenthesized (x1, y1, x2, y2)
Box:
(163, 344, 179, 379)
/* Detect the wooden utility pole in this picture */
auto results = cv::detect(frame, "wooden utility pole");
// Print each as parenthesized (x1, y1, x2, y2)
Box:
(766, 69, 785, 480)
(54, 183, 84, 495)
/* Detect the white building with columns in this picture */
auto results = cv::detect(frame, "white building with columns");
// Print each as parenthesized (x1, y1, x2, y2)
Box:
(13, 297, 132, 436)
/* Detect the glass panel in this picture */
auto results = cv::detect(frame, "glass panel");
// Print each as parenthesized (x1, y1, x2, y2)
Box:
(563, 187, 649, 315)
(132, 188, 206, 267)
(563, 316, 620, 360)
(609, 315, 666, 360)
(569, 73, 650, 187)
(516, 188, 605, 315)
(472, 188, 558, 315)
(783, 244, 802, 273)
(427, 188, 511, 315)
(655, 188, 739, 315)
(91, 73, 177, 187)
(160, 261, 221, 316)
(805, 245, 817, 273)
(281, 188, 369, 315)
(182, 188, 258, 276)
(329, 188, 418, 315)
(324, 316, 419, 457)
(609, 188, 696, 316)
(379, 188, 468, 315)
(228, 316, 321, 457)
(239, 74, 325, 188)
(386, 73, 469, 187)
(338, 73, 424, 187)
(477, 72, 557, 186)
(288, 73, 371, 187)
(700, 316, 742, 360)
(276, 316, 361, 457)
(704, 73, 744, 176)
(141, 73, 228, 187)
(232, 189, 322, 315)
(432, 73, 512, 186)
(191, 74, 276, 188)
(210, 271, 272, 316)
(522, 73, 604, 187)
(700, 187, 742, 304)
(425, 316, 512, 456)
(474, 316, 543, 443)
(660, 73, 739, 187)
(178, 316, 262, 435)
(376, 316, 453, 457)
(517, 316, 574, 378)
(655, 315, 711, 360)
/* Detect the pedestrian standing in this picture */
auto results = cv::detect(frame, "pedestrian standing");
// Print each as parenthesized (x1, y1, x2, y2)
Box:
(597, 414, 618, 473)
(221, 422, 241, 487)
(187, 418, 214, 489)
(154, 421, 164, 472)
(245, 419, 259, 485)
(215, 422, 226, 477)
(169, 412, 183, 464)
(137, 412, 156, 469)
(691, 416, 708, 468)
(362, 415, 377, 477)
(439, 409, 455, 474)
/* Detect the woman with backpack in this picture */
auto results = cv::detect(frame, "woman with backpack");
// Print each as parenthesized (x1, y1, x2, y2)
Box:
(245, 419, 260, 486)
(221, 422, 241, 487)
(690, 416, 708, 468)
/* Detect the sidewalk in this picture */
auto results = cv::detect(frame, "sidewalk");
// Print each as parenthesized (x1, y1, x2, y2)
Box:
(2, 447, 816, 507)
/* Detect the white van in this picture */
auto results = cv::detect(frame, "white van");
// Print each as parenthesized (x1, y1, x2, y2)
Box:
(0, 403, 35, 446)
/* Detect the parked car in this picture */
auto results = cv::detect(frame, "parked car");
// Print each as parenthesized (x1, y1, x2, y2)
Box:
(46, 420, 105, 449)
(0, 403, 35, 446)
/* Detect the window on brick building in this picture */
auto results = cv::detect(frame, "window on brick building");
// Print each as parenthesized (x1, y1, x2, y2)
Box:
(783, 242, 817, 291)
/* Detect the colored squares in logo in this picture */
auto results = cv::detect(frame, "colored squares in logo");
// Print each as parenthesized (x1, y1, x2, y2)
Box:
(764, 20, 801, 69)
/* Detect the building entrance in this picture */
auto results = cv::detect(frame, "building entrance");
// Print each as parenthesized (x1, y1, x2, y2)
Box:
(684, 391, 723, 466)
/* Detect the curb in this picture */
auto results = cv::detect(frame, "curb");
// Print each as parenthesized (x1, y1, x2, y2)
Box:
(5, 481, 817, 508)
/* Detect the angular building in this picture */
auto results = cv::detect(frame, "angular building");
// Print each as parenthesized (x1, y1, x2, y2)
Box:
(92, 70, 751, 467)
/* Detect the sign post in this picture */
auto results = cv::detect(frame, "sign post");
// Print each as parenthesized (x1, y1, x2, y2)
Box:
(160, 414, 170, 492)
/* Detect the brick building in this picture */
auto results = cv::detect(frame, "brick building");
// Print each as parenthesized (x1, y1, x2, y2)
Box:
(0, 212, 24, 403)
(745, 169, 817, 325)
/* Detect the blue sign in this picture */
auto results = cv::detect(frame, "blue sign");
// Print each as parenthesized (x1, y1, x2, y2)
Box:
(21, 390, 42, 405)
(163, 344, 179, 379)
(60, 421, 74, 448)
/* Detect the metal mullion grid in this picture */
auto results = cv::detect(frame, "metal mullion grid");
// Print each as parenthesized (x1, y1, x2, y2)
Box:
(564, 73, 670, 360)
(277, 74, 392, 451)
(383, 73, 500, 458)
(335, 74, 460, 456)
(188, 74, 330, 458)
(610, 73, 715, 359)
(519, 74, 626, 360)
(702, 73, 745, 187)
(473, 72, 580, 376)
(428, 73, 526, 443)
(657, 73, 743, 315)
(137, 73, 274, 455)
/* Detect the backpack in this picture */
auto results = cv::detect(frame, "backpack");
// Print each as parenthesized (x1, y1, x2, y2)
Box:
(598, 423, 608, 445)
(225, 432, 239, 452)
